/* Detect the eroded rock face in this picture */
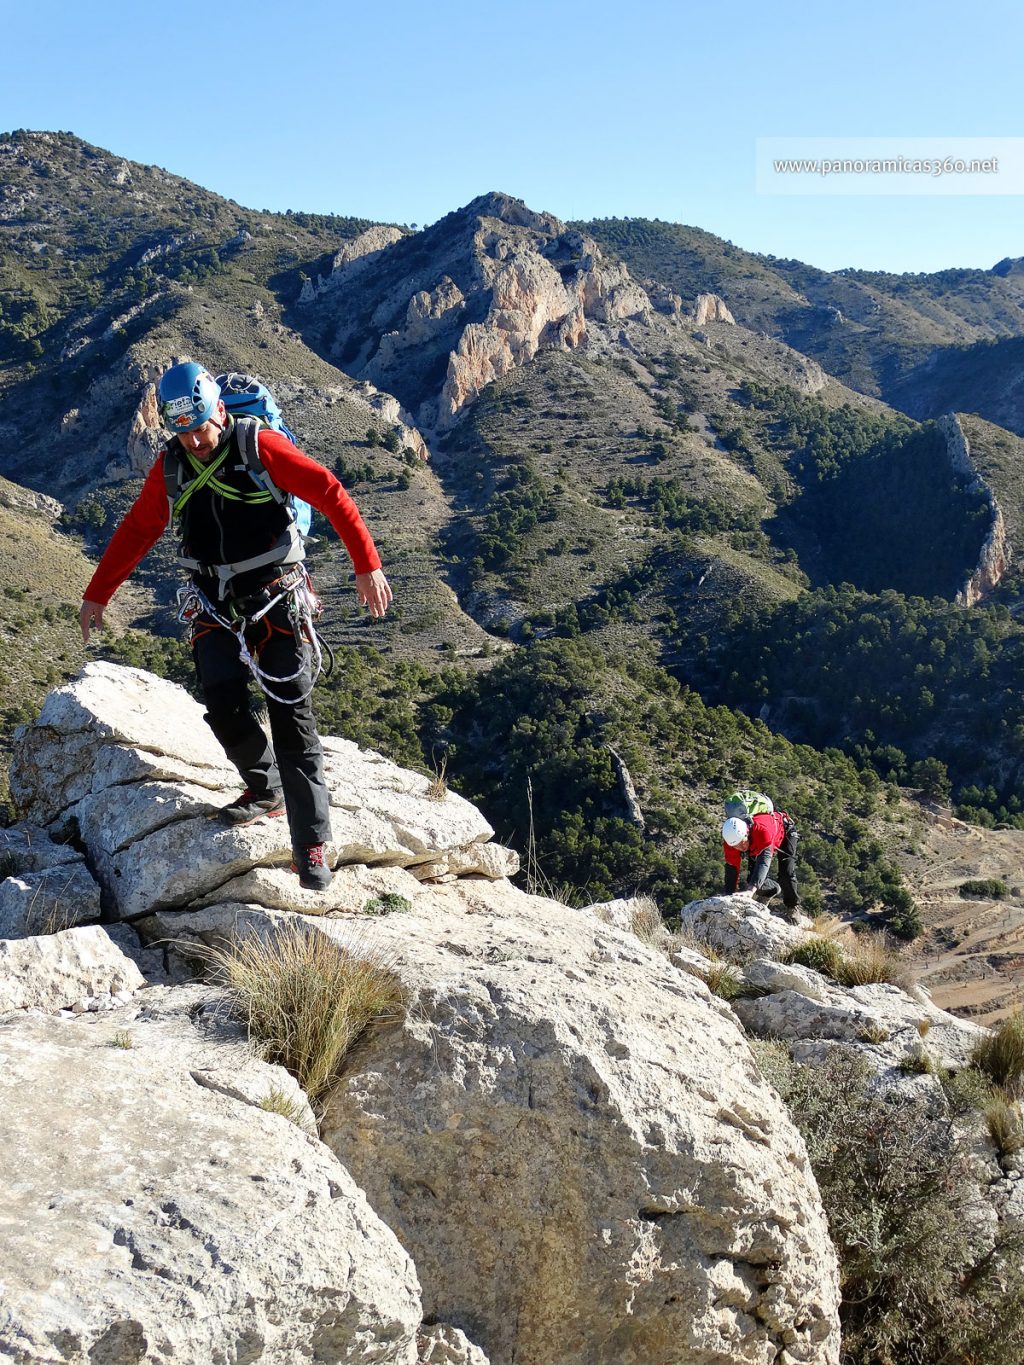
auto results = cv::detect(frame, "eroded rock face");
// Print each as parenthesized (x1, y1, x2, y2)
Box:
(302, 192, 658, 432)
(0, 925, 144, 1012)
(9, 664, 517, 921)
(941, 413, 1011, 605)
(314, 881, 841, 1365)
(693, 293, 736, 327)
(0, 986, 421, 1363)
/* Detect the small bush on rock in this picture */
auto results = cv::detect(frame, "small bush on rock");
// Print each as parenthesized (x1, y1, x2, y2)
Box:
(756, 1048, 1024, 1364)
(784, 937, 846, 979)
(973, 1012, 1024, 1096)
(210, 924, 403, 1106)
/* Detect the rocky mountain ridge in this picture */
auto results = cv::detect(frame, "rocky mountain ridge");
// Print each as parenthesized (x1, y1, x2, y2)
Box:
(5, 127, 1024, 1004)
(1, 662, 844, 1364)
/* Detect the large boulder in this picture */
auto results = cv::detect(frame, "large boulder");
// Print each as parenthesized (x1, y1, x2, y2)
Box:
(678, 892, 810, 961)
(0, 986, 422, 1363)
(0, 925, 144, 1012)
(9, 664, 517, 922)
(307, 880, 842, 1365)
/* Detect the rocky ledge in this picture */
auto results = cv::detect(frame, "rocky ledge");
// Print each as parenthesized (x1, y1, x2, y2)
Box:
(0, 662, 842, 1363)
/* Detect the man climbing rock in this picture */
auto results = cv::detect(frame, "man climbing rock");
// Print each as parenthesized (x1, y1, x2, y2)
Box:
(722, 807, 800, 918)
(79, 362, 392, 891)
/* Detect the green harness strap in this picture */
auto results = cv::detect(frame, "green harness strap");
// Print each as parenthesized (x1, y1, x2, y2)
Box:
(172, 435, 275, 520)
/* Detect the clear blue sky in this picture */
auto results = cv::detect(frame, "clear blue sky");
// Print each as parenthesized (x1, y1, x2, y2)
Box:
(3, 0, 1021, 274)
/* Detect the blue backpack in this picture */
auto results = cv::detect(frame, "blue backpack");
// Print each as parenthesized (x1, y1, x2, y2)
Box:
(214, 372, 313, 537)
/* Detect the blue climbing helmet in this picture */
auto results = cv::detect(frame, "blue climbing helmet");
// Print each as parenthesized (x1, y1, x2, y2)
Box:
(157, 362, 222, 433)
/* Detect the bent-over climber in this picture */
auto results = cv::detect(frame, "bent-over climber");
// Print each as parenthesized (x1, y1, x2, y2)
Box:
(721, 808, 800, 918)
(79, 362, 392, 891)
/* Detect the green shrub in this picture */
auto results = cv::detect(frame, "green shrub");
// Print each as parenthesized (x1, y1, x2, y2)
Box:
(783, 937, 846, 980)
(363, 893, 412, 916)
(960, 878, 1009, 899)
(760, 1049, 1024, 1364)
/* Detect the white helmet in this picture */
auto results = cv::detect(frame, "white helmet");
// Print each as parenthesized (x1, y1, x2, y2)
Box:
(722, 817, 750, 847)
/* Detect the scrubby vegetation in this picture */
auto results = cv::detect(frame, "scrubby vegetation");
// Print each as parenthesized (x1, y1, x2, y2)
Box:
(693, 581, 1024, 826)
(427, 638, 915, 923)
(753, 1045, 1024, 1365)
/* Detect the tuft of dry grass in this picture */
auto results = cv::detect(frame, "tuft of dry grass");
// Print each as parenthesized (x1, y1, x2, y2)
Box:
(258, 1086, 314, 1131)
(628, 895, 664, 946)
(985, 1094, 1024, 1156)
(206, 923, 403, 1105)
(836, 932, 912, 990)
(108, 1030, 133, 1049)
(972, 1013, 1024, 1097)
(427, 754, 448, 802)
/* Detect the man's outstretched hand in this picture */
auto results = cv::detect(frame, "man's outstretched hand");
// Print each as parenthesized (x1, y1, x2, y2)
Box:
(355, 569, 393, 619)
(80, 600, 105, 644)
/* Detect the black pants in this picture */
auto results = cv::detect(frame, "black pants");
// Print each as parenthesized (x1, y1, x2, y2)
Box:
(760, 820, 800, 910)
(191, 600, 331, 848)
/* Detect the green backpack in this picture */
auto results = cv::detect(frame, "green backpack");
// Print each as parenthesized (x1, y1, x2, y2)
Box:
(723, 789, 775, 820)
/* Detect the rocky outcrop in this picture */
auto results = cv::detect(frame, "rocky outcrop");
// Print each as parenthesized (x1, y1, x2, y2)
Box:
(303, 193, 658, 432)
(2, 663, 846, 1364)
(0, 985, 422, 1364)
(298, 225, 406, 303)
(434, 229, 650, 429)
(313, 883, 841, 1365)
(126, 379, 164, 472)
(10, 664, 517, 923)
(693, 293, 736, 327)
(678, 891, 811, 961)
(0, 474, 63, 519)
(733, 959, 988, 1074)
(940, 413, 1011, 605)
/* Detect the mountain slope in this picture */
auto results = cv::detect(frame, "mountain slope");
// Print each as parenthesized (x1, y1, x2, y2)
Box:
(581, 217, 1024, 434)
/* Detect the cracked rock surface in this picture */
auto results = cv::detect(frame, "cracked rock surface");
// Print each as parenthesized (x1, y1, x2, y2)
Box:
(0, 986, 422, 1364)
(313, 881, 842, 1365)
(9, 663, 518, 922)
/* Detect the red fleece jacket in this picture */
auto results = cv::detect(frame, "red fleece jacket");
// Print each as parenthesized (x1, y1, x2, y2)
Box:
(723, 810, 788, 873)
(83, 427, 381, 605)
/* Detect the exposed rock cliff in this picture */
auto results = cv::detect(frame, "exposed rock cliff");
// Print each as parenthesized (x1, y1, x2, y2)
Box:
(940, 412, 1011, 605)
(299, 192, 659, 432)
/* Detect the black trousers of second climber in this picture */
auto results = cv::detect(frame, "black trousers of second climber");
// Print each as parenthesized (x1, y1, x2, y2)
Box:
(760, 819, 800, 910)
(191, 599, 331, 849)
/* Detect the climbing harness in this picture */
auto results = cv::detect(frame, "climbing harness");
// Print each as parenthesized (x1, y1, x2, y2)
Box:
(176, 565, 334, 706)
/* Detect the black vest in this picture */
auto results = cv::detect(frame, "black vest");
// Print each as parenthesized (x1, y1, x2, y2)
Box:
(167, 424, 293, 574)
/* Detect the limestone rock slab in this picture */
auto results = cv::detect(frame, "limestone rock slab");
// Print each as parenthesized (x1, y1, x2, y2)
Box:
(735, 977, 989, 1071)
(0, 824, 84, 874)
(678, 893, 809, 962)
(194, 863, 424, 916)
(0, 926, 144, 1012)
(11, 662, 227, 822)
(317, 879, 841, 1365)
(0, 862, 102, 938)
(0, 986, 421, 1363)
